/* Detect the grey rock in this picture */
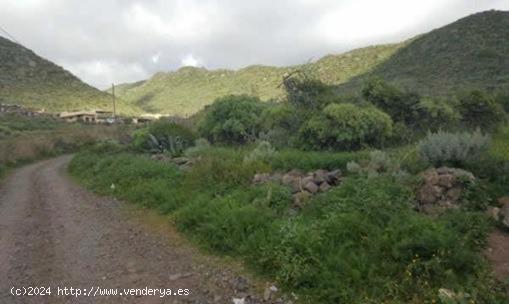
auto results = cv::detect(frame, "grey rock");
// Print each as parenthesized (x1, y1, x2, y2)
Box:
(313, 169, 328, 184)
(319, 182, 332, 192)
(327, 169, 342, 184)
(303, 181, 319, 194)
(438, 174, 456, 188)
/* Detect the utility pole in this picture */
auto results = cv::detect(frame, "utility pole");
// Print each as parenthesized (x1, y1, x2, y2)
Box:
(111, 83, 116, 122)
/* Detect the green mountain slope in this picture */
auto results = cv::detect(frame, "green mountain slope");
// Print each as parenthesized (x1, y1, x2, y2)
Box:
(114, 44, 403, 116)
(0, 36, 140, 115)
(340, 10, 509, 95)
(115, 10, 509, 116)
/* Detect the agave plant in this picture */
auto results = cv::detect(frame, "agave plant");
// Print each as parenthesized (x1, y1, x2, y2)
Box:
(146, 133, 185, 156)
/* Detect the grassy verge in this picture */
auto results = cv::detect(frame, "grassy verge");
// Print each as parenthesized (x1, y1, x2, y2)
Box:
(69, 146, 507, 303)
(0, 113, 133, 179)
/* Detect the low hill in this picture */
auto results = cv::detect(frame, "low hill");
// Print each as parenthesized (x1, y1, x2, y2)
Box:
(0, 36, 140, 115)
(114, 10, 509, 116)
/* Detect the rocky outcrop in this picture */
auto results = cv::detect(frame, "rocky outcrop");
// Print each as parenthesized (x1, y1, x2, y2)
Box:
(417, 167, 475, 214)
(253, 169, 343, 208)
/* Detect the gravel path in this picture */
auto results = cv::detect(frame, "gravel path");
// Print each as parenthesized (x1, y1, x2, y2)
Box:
(0, 156, 274, 304)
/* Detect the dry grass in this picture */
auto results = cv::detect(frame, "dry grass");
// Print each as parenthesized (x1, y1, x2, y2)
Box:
(0, 123, 131, 165)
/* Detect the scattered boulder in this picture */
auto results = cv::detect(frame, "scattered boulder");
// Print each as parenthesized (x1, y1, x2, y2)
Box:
(417, 167, 475, 214)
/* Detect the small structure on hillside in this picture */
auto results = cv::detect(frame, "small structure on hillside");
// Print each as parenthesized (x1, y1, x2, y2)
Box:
(58, 110, 114, 123)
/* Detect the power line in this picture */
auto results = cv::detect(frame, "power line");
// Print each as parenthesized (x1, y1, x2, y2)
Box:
(0, 25, 21, 44)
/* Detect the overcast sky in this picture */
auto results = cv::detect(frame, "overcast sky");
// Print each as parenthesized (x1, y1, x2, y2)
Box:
(1, 0, 508, 89)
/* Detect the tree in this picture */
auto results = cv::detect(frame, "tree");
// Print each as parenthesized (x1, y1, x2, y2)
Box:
(299, 103, 393, 150)
(282, 70, 335, 110)
(457, 90, 506, 131)
(362, 78, 420, 125)
(198, 95, 266, 144)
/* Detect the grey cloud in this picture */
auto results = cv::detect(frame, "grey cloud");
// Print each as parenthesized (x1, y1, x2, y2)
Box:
(0, 0, 507, 89)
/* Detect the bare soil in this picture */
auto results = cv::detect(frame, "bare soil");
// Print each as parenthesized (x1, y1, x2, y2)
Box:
(0, 156, 273, 304)
(487, 229, 509, 281)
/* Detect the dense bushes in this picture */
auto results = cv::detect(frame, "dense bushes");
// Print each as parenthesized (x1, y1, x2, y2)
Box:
(191, 77, 507, 151)
(299, 103, 393, 150)
(362, 78, 421, 125)
(283, 71, 336, 110)
(199, 95, 266, 144)
(70, 149, 506, 303)
(417, 97, 461, 131)
(417, 130, 491, 167)
(259, 103, 303, 148)
(457, 90, 506, 131)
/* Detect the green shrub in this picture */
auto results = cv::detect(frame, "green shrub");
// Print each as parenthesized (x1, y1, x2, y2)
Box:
(283, 71, 335, 110)
(259, 104, 303, 148)
(243, 141, 276, 164)
(362, 78, 421, 125)
(184, 138, 211, 157)
(346, 150, 407, 178)
(417, 97, 461, 131)
(458, 90, 506, 131)
(495, 91, 509, 113)
(148, 119, 196, 141)
(417, 130, 491, 167)
(299, 103, 393, 150)
(198, 95, 266, 144)
(269, 149, 368, 172)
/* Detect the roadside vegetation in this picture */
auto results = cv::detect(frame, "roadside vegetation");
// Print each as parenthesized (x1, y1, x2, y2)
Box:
(0, 113, 132, 178)
(69, 71, 509, 303)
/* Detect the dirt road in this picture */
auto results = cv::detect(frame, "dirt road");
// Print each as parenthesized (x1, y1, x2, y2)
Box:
(0, 156, 267, 304)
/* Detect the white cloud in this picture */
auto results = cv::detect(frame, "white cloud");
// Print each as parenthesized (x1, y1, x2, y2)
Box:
(151, 53, 161, 64)
(316, 0, 459, 44)
(180, 54, 200, 67)
(123, 1, 222, 41)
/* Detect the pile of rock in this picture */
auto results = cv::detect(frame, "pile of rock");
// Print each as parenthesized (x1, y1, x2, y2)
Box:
(417, 167, 475, 214)
(487, 197, 509, 229)
(253, 169, 343, 208)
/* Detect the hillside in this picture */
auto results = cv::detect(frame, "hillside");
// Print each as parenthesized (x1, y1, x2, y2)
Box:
(114, 10, 509, 116)
(113, 43, 403, 116)
(0, 36, 140, 115)
(340, 10, 509, 95)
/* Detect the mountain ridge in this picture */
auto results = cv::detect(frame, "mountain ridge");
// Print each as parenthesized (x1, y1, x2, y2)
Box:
(113, 10, 509, 116)
(0, 36, 140, 115)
